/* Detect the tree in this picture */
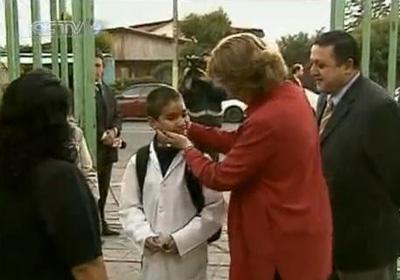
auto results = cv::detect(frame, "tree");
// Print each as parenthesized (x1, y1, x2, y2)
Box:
(95, 32, 112, 53)
(345, 0, 390, 31)
(180, 8, 232, 58)
(351, 16, 400, 87)
(277, 29, 325, 90)
(278, 32, 315, 67)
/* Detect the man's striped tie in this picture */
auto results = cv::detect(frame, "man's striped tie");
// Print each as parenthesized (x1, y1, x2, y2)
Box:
(319, 98, 335, 135)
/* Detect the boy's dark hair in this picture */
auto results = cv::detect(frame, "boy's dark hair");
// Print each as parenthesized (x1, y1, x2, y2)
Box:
(146, 86, 181, 119)
(313, 30, 360, 68)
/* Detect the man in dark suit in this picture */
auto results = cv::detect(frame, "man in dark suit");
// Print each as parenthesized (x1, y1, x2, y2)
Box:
(289, 63, 304, 88)
(95, 52, 121, 236)
(310, 30, 400, 280)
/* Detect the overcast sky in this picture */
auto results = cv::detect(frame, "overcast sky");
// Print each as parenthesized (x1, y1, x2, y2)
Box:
(0, 0, 331, 47)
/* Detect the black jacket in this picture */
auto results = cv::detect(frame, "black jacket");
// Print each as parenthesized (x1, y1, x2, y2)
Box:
(95, 82, 121, 165)
(317, 75, 400, 270)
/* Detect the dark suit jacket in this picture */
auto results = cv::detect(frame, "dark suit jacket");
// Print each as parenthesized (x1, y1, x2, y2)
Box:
(95, 82, 121, 166)
(317, 75, 400, 271)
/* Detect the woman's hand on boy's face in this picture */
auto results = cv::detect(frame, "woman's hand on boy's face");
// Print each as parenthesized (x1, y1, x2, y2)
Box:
(156, 130, 192, 150)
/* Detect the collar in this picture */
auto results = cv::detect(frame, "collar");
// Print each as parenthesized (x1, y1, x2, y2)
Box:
(153, 136, 180, 154)
(329, 71, 360, 106)
(149, 138, 184, 177)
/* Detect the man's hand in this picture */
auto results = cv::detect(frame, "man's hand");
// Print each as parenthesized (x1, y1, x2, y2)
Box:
(144, 236, 162, 253)
(101, 129, 117, 146)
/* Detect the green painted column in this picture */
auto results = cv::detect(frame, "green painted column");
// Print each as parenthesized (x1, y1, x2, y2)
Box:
(50, 0, 59, 77)
(82, 0, 96, 160)
(59, 0, 69, 87)
(387, 0, 399, 95)
(31, 0, 42, 69)
(5, 0, 20, 80)
(330, 0, 346, 30)
(72, 0, 83, 124)
(72, 0, 96, 161)
(361, 0, 372, 77)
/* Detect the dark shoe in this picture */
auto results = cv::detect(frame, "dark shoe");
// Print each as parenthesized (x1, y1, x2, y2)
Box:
(102, 223, 120, 236)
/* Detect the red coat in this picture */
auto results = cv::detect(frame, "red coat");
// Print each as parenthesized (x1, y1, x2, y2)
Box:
(185, 82, 332, 280)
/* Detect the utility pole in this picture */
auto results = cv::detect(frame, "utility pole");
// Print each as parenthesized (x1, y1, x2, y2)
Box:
(172, 0, 179, 88)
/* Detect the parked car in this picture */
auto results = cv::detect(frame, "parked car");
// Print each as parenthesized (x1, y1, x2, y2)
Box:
(116, 83, 164, 120)
(116, 82, 247, 122)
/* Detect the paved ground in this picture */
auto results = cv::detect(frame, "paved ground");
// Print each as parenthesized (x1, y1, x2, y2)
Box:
(102, 121, 234, 280)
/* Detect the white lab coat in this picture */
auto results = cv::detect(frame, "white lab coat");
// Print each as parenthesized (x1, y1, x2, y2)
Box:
(119, 142, 225, 280)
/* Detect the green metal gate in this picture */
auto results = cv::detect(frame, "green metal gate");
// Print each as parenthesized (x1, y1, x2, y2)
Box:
(331, 0, 399, 94)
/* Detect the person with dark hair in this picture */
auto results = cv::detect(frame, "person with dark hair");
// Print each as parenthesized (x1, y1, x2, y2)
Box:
(311, 30, 400, 280)
(159, 33, 332, 280)
(119, 85, 224, 280)
(95, 52, 122, 236)
(180, 55, 227, 161)
(0, 70, 108, 280)
(289, 63, 304, 87)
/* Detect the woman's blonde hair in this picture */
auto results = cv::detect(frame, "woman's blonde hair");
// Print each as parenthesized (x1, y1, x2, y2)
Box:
(207, 33, 288, 100)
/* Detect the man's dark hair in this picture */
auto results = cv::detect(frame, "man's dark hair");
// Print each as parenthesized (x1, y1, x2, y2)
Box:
(146, 86, 181, 119)
(95, 50, 104, 62)
(313, 30, 360, 68)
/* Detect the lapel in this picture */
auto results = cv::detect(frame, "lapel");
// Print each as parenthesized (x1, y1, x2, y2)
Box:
(316, 93, 328, 125)
(320, 75, 363, 144)
(149, 142, 162, 175)
(164, 151, 184, 179)
(97, 82, 112, 125)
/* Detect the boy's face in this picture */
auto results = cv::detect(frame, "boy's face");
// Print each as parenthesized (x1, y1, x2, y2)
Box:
(149, 98, 188, 135)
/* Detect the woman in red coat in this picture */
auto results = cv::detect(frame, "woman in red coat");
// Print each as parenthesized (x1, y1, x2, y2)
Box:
(161, 33, 332, 280)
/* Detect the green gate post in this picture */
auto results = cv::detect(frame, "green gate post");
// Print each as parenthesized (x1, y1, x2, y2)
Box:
(30, 0, 42, 69)
(72, 0, 83, 124)
(5, 0, 20, 80)
(50, 0, 59, 77)
(82, 0, 96, 160)
(59, 0, 69, 87)
(361, 0, 372, 77)
(72, 0, 96, 161)
(387, 0, 399, 95)
(330, 0, 346, 30)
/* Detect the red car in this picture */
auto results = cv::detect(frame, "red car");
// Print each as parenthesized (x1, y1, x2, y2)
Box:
(116, 83, 166, 120)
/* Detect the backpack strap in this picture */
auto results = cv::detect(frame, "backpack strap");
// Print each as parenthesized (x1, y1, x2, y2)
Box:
(185, 165, 222, 243)
(184, 166, 205, 214)
(135, 145, 150, 203)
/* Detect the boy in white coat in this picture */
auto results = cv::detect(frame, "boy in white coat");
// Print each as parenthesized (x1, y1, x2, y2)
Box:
(119, 86, 225, 280)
